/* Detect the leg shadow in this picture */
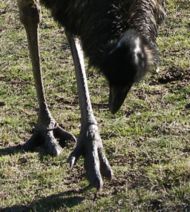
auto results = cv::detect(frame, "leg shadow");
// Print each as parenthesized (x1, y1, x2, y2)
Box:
(1, 189, 86, 212)
(0, 144, 24, 156)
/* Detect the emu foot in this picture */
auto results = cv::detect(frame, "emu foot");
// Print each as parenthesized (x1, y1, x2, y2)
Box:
(68, 124, 113, 190)
(23, 124, 76, 156)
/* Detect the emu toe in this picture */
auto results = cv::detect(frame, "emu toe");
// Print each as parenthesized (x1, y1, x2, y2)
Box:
(23, 124, 76, 156)
(68, 124, 113, 190)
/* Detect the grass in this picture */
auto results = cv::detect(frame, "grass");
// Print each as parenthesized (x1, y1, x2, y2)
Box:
(0, 0, 190, 211)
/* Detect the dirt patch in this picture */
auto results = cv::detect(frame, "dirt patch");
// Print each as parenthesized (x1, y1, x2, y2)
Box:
(158, 66, 184, 84)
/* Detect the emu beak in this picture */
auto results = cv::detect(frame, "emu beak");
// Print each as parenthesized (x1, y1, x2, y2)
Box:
(109, 84, 132, 114)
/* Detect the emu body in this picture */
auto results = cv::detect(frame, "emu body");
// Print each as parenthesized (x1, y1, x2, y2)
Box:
(17, 0, 165, 189)
(42, 0, 165, 71)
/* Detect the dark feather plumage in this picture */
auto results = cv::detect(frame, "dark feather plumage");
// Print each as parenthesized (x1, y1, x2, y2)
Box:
(41, 0, 165, 111)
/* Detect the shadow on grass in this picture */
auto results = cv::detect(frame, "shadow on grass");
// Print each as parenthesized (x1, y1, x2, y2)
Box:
(0, 144, 24, 156)
(0, 141, 71, 158)
(1, 189, 86, 212)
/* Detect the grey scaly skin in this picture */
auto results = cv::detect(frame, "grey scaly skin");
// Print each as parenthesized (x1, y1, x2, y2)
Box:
(16, 0, 165, 189)
(17, 0, 76, 156)
(66, 34, 113, 189)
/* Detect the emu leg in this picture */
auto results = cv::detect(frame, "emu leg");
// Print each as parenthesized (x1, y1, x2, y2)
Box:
(66, 33, 113, 190)
(17, 0, 76, 156)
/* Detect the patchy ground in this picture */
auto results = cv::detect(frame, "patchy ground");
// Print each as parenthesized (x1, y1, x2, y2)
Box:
(0, 0, 190, 211)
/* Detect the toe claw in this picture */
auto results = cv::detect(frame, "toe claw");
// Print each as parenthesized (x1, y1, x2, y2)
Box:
(90, 174, 103, 191)
(68, 145, 82, 168)
(99, 149, 114, 180)
(68, 156, 76, 169)
(84, 147, 104, 190)
(90, 177, 103, 191)
(44, 133, 62, 156)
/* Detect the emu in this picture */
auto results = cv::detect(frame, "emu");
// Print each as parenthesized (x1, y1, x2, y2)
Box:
(17, 0, 165, 189)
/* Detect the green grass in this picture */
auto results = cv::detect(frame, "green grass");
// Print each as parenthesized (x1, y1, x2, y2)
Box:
(0, 0, 190, 211)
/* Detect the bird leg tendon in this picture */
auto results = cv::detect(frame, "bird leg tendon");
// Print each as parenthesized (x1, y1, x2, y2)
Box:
(17, 0, 76, 156)
(66, 33, 113, 190)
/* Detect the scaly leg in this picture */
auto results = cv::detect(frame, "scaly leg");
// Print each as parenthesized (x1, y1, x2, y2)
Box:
(17, 0, 76, 156)
(66, 32, 113, 190)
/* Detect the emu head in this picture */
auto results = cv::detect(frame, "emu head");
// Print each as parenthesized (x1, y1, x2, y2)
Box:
(102, 29, 154, 114)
